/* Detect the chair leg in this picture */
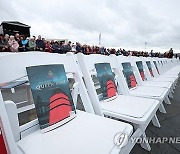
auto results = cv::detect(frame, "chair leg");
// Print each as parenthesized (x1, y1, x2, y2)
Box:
(164, 97, 171, 105)
(151, 114, 161, 128)
(140, 133, 151, 151)
(168, 92, 173, 98)
(173, 83, 176, 89)
(159, 103, 166, 113)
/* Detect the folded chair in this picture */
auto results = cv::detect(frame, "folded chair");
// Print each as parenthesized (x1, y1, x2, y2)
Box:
(77, 53, 160, 152)
(0, 52, 133, 154)
(114, 55, 170, 113)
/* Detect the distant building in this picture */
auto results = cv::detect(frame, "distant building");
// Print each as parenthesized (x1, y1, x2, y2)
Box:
(0, 21, 31, 37)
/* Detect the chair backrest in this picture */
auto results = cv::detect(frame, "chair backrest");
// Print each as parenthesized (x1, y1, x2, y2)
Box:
(145, 57, 160, 77)
(152, 60, 160, 75)
(141, 57, 166, 78)
(154, 58, 165, 74)
(115, 56, 144, 88)
(131, 57, 147, 82)
(0, 52, 94, 154)
(77, 53, 130, 116)
(136, 57, 156, 81)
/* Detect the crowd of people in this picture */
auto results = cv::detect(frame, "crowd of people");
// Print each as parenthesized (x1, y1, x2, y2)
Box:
(0, 33, 178, 58)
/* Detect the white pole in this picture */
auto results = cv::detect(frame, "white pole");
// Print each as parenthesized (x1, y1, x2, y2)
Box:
(99, 33, 101, 45)
(145, 42, 147, 51)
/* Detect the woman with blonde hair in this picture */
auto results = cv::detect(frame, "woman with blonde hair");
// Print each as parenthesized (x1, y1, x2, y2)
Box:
(8, 35, 19, 52)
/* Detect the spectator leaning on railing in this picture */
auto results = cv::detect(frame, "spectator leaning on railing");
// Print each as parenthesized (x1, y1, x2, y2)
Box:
(36, 35, 45, 51)
(45, 41, 52, 52)
(0, 34, 10, 51)
(8, 35, 19, 52)
(28, 37, 36, 51)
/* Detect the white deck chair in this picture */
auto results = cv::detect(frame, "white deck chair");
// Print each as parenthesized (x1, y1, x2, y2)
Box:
(150, 58, 179, 91)
(148, 58, 178, 80)
(77, 53, 160, 152)
(129, 57, 174, 98)
(141, 57, 178, 83)
(160, 58, 180, 73)
(153, 58, 179, 78)
(114, 55, 170, 113)
(155, 58, 180, 78)
(140, 57, 178, 91)
(0, 52, 133, 154)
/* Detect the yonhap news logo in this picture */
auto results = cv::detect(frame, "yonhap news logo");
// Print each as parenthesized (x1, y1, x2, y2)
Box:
(113, 132, 180, 149)
(114, 132, 129, 148)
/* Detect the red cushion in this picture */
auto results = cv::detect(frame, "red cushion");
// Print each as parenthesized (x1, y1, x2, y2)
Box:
(0, 134, 7, 154)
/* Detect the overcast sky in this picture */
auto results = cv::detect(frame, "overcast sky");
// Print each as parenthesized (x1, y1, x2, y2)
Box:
(0, 0, 180, 52)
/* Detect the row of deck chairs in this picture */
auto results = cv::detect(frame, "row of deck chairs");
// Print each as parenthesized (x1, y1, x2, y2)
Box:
(0, 52, 179, 154)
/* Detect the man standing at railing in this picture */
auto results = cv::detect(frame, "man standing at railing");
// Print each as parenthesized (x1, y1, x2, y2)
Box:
(36, 35, 45, 51)
(169, 48, 174, 58)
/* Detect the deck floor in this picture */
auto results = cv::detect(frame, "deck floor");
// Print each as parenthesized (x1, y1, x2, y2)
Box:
(131, 79, 180, 154)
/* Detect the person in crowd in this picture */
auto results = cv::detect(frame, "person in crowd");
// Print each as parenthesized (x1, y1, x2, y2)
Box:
(62, 41, 72, 53)
(100, 46, 105, 55)
(21, 35, 29, 52)
(150, 50, 154, 57)
(66, 41, 72, 53)
(116, 49, 122, 55)
(85, 45, 90, 54)
(58, 41, 65, 54)
(18, 35, 23, 52)
(71, 43, 76, 53)
(4, 34, 9, 44)
(8, 35, 19, 52)
(36, 35, 45, 51)
(81, 44, 87, 54)
(28, 37, 36, 51)
(15, 33, 20, 42)
(95, 46, 100, 54)
(50, 40, 55, 45)
(169, 48, 174, 58)
(0, 34, 5, 51)
(88, 45, 93, 54)
(45, 41, 52, 52)
(33, 36, 36, 41)
(76, 42, 82, 53)
(52, 41, 60, 53)
(0, 34, 9, 52)
(42, 38, 46, 43)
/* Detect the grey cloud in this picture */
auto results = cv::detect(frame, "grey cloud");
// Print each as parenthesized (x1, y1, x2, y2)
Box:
(0, 0, 180, 52)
